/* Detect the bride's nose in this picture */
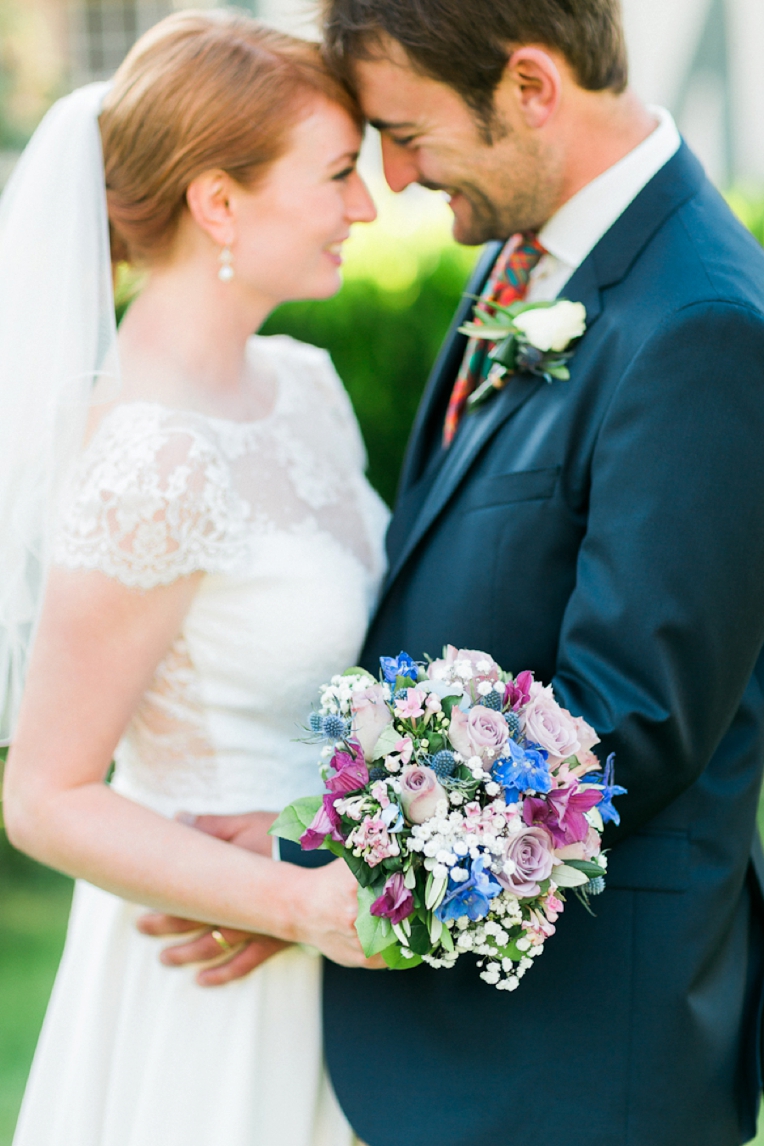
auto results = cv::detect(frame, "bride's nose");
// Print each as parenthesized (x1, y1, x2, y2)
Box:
(346, 171, 377, 224)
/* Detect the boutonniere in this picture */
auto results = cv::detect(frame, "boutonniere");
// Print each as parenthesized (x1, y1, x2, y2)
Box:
(458, 298, 587, 412)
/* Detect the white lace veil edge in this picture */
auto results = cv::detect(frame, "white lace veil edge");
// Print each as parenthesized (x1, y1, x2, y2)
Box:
(0, 82, 119, 745)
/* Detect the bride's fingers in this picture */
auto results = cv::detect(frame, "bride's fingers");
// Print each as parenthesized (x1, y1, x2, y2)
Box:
(159, 927, 253, 967)
(196, 937, 290, 986)
(136, 912, 203, 936)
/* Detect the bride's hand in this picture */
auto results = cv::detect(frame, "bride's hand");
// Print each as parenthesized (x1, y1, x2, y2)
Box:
(294, 860, 386, 970)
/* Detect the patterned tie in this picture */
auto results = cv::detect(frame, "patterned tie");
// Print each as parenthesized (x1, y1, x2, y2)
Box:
(443, 232, 546, 446)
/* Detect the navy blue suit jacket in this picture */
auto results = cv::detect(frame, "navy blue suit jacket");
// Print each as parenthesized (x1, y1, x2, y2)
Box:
(312, 145, 764, 1146)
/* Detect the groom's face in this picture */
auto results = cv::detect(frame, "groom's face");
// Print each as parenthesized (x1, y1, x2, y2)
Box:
(353, 43, 562, 244)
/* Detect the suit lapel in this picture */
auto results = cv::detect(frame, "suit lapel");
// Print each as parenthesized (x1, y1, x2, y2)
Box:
(379, 143, 707, 602)
(396, 242, 502, 496)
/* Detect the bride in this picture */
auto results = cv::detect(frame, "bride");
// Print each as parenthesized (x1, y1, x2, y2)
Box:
(1, 10, 388, 1145)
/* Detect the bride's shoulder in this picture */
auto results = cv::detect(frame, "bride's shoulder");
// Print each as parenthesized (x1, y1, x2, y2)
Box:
(55, 401, 246, 589)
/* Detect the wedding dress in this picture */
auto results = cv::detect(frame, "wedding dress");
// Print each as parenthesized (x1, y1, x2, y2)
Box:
(12, 333, 389, 1146)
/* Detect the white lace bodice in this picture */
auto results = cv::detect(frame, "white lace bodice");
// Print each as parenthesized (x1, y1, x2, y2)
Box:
(53, 335, 389, 814)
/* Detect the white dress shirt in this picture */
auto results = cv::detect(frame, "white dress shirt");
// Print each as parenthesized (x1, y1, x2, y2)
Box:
(526, 106, 681, 302)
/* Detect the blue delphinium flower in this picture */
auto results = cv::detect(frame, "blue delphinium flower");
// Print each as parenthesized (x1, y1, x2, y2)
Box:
(435, 855, 503, 923)
(593, 754, 627, 826)
(494, 739, 552, 804)
(380, 651, 418, 684)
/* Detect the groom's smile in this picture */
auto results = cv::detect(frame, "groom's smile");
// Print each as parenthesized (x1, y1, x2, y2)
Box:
(353, 37, 564, 244)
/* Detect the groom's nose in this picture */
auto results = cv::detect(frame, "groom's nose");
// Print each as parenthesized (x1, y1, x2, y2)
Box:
(379, 134, 423, 193)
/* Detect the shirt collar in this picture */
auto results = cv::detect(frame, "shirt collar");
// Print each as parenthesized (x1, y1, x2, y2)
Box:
(537, 106, 682, 271)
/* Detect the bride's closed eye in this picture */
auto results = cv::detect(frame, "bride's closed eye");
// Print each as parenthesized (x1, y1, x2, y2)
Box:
(331, 165, 357, 182)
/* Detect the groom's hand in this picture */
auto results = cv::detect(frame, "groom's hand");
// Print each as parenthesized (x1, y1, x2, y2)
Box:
(175, 810, 277, 855)
(137, 810, 286, 985)
(137, 914, 289, 985)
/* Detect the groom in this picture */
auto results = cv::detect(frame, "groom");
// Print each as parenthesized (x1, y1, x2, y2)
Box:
(143, 1, 764, 1142)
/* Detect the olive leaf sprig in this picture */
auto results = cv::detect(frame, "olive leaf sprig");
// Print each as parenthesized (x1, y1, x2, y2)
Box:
(459, 298, 587, 412)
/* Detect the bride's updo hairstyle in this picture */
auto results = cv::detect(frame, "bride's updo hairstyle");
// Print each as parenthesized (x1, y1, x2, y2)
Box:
(100, 10, 360, 265)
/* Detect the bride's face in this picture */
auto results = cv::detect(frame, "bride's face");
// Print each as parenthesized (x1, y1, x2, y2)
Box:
(230, 96, 376, 305)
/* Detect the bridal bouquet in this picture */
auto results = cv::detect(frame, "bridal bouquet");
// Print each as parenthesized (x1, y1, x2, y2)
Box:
(271, 648, 625, 991)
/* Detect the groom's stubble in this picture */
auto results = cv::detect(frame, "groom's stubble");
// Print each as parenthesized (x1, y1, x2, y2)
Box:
(352, 48, 565, 246)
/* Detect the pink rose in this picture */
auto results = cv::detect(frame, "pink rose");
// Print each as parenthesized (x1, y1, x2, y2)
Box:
(499, 826, 555, 897)
(574, 714, 600, 755)
(448, 705, 509, 762)
(522, 683, 581, 763)
(351, 684, 393, 761)
(399, 766, 448, 824)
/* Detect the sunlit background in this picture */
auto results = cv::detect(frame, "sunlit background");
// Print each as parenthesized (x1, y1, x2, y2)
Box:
(1, 1, 764, 1143)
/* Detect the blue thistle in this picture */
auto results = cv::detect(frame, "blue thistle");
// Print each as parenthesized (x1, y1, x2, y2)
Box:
(369, 765, 387, 783)
(584, 876, 606, 896)
(431, 750, 457, 780)
(504, 711, 521, 738)
(479, 690, 503, 711)
(308, 711, 323, 734)
(393, 687, 410, 702)
(322, 714, 348, 740)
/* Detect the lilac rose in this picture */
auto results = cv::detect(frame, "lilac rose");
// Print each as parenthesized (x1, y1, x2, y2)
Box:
(351, 684, 394, 761)
(499, 826, 555, 897)
(448, 705, 509, 762)
(399, 766, 448, 824)
(522, 683, 581, 763)
(370, 872, 414, 925)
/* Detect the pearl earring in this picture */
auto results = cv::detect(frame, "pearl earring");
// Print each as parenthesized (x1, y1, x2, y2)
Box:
(218, 246, 234, 282)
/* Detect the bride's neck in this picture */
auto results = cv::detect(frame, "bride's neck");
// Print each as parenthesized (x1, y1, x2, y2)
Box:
(117, 258, 275, 409)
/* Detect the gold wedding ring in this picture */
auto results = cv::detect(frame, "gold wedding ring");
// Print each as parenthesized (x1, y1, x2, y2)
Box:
(210, 928, 233, 953)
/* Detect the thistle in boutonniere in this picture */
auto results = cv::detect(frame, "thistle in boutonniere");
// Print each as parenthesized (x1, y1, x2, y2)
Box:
(458, 298, 587, 413)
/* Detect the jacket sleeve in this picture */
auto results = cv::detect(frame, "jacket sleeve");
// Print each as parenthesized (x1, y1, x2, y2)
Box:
(551, 299, 764, 838)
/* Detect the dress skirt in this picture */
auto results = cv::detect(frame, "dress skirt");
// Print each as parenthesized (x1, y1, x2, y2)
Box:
(13, 880, 354, 1146)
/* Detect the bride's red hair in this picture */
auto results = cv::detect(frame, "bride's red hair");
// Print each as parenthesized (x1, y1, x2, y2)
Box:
(100, 9, 361, 265)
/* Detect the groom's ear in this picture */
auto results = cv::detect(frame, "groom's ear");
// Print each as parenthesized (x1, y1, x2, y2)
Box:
(185, 171, 235, 248)
(500, 46, 562, 130)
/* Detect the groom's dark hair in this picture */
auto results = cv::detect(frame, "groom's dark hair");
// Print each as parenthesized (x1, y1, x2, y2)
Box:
(322, 0, 628, 126)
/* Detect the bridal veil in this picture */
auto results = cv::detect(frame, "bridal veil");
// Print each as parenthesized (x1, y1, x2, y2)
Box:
(0, 82, 118, 742)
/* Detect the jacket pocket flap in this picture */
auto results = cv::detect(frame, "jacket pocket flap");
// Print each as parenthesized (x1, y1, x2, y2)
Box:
(604, 829, 690, 892)
(463, 466, 560, 510)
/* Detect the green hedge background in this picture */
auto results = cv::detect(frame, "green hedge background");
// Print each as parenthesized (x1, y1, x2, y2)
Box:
(2, 189, 764, 1143)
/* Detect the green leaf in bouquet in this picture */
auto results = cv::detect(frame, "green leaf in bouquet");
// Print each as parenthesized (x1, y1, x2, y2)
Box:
(407, 918, 434, 956)
(342, 848, 377, 888)
(563, 859, 607, 880)
(370, 724, 400, 761)
(425, 733, 445, 756)
(439, 925, 455, 953)
(552, 863, 590, 888)
(429, 913, 443, 945)
(440, 695, 460, 720)
(342, 666, 374, 680)
(355, 885, 394, 957)
(381, 944, 423, 970)
(403, 864, 417, 890)
(395, 674, 418, 691)
(268, 796, 322, 843)
(324, 838, 347, 859)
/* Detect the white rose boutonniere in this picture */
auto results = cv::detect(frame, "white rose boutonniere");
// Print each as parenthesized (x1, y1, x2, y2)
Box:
(458, 298, 588, 413)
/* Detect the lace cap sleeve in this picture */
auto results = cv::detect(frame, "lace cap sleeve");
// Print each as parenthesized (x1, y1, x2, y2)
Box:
(53, 404, 250, 589)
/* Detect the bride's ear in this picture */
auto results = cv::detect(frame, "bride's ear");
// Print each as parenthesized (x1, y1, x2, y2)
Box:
(185, 171, 236, 248)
